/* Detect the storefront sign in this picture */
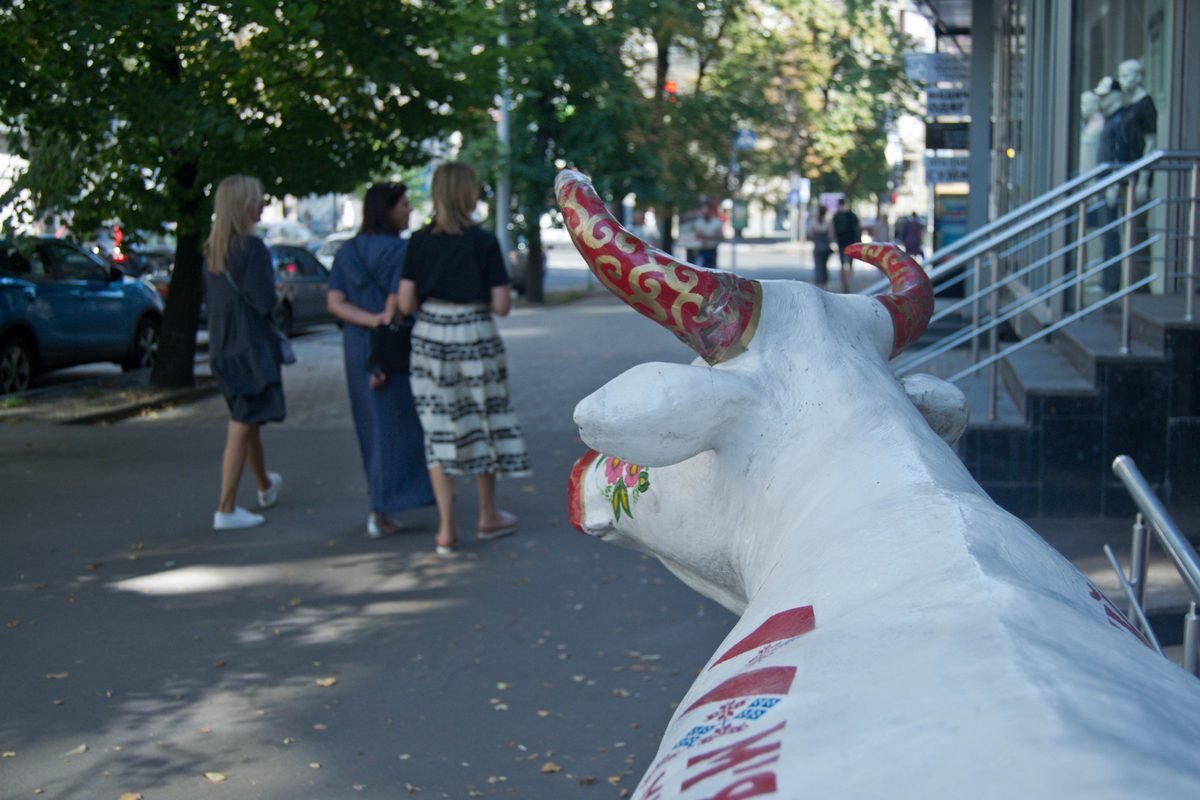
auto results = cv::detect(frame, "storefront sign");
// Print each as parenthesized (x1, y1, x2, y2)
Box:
(926, 122, 970, 151)
(926, 87, 970, 117)
(904, 52, 970, 85)
(924, 156, 970, 185)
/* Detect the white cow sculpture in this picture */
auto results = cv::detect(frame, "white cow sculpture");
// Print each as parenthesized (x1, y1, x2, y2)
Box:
(556, 168, 1200, 799)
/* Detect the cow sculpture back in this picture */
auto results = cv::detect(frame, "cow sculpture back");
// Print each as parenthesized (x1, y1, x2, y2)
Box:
(556, 168, 1200, 799)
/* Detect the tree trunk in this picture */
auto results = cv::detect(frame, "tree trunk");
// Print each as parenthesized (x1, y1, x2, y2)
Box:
(657, 202, 676, 255)
(525, 223, 545, 304)
(150, 228, 204, 388)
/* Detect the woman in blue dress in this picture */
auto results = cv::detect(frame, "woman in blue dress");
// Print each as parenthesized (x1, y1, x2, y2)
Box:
(326, 182, 434, 538)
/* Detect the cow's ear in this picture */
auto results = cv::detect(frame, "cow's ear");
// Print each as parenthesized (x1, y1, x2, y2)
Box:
(574, 362, 755, 466)
(901, 374, 969, 446)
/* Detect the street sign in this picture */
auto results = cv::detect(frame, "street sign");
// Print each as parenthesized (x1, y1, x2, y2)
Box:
(904, 52, 970, 85)
(787, 176, 811, 207)
(924, 155, 970, 185)
(926, 87, 970, 117)
(926, 122, 970, 151)
(734, 128, 757, 150)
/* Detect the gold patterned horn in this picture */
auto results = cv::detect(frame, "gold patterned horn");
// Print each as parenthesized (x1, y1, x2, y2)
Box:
(844, 243, 934, 358)
(553, 169, 761, 365)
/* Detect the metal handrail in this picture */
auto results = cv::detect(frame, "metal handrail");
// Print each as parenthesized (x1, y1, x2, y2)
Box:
(885, 150, 1200, 421)
(1110, 455, 1200, 675)
(864, 149, 1200, 297)
(895, 238, 1158, 377)
(905, 162, 1115, 268)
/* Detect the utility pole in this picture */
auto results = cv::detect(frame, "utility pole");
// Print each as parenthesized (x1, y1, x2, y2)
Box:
(496, 30, 512, 264)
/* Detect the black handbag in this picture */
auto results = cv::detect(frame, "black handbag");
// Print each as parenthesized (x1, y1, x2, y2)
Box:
(353, 237, 443, 377)
(367, 316, 413, 376)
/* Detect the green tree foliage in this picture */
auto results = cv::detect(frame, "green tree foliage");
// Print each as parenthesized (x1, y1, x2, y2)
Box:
(0, 0, 494, 387)
(462, 0, 653, 302)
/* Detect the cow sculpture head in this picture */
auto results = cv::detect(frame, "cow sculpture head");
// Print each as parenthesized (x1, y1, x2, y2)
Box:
(560, 169, 971, 613)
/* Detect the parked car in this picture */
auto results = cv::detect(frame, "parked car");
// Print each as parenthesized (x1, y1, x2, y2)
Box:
(0, 237, 164, 393)
(257, 220, 318, 249)
(268, 243, 332, 335)
(314, 231, 354, 269)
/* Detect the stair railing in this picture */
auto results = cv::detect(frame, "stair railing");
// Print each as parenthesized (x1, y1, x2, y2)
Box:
(1109, 455, 1200, 677)
(881, 150, 1200, 421)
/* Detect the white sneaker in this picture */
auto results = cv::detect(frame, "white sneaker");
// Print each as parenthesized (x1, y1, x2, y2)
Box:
(366, 514, 403, 539)
(257, 472, 283, 509)
(214, 506, 265, 531)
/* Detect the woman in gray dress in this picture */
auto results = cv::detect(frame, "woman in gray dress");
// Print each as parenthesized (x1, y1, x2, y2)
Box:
(327, 182, 435, 538)
(204, 175, 285, 531)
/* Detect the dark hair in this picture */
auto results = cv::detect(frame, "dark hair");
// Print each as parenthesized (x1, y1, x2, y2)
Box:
(359, 182, 407, 235)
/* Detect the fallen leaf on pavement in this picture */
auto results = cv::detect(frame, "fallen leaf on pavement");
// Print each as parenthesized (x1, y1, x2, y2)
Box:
(540, 762, 561, 774)
(2, 751, 14, 758)
(496, 682, 511, 690)
(203, 771, 227, 784)
(315, 677, 337, 687)
(536, 709, 550, 718)
(608, 775, 623, 784)
(119, 793, 144, 800)
(63, 744, 87, 756)
(46, 673, 69, 680)
(309, 762, 321, 769)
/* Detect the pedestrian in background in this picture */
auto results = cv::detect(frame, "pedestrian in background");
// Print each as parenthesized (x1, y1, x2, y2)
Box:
(900, 213, 924, 259)
(397, 162, 531, 556)
(326, 182, 435, 539)
(808, 206, 833, 289)
(832, 198, 861, 293)
(204, 175, 285, 531)
(693, 201, 724, 269)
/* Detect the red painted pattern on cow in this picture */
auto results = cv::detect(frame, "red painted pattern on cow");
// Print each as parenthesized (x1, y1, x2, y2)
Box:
(845, 242, 934, 358)
(681, 721, 785, 792)
(555, 172, 762, 365)
(682, 667, 796, 715)
(568, 449, 600, 532)
(1087, 580, 1151, 648)
(711, 606, 815, 668)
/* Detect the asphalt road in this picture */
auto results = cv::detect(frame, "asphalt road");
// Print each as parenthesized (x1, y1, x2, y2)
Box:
(0, 294, 737, 799)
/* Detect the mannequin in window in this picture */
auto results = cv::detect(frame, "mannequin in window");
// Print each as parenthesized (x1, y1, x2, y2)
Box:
(1079, 90, 1104, 175)
(1103, 59, 1157, 207)
(1094, 76, 1125, 290)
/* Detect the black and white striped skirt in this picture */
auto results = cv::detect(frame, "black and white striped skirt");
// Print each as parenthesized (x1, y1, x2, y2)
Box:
(410, 301, 531, 477)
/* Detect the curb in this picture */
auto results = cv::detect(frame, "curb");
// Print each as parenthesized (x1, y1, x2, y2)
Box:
(66, 381, 222, 425)
(0, 377, 221, 426)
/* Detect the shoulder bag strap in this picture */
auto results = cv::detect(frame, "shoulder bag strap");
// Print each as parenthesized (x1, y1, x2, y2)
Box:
(352, 234, 447, 306)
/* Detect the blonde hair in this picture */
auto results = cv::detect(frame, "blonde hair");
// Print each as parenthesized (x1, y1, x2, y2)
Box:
(205, 175, 265, 274)
(429, 162, 480, 235)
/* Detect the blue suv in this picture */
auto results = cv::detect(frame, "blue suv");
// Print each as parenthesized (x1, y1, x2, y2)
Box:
(0, 236, 164, 394)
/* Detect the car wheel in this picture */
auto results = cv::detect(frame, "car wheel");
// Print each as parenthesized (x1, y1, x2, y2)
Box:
(273, 302, 294, 337)
(122, 317, 160, 372)
(0, 335, 34, 394)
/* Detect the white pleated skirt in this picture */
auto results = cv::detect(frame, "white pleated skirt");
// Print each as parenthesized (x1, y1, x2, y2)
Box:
(410, 301, 531, 477)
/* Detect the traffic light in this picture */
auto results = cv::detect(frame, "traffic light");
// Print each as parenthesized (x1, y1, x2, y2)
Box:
(664, 80, 678, 104)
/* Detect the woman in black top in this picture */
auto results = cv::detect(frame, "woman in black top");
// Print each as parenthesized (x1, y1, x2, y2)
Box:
(204, 175, 285, 531)
(397, 162, 530, 555)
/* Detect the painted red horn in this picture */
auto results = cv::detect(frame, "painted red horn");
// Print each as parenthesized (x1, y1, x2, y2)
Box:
(844, 243, 934, 358)
(554, 169, 761, 365)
